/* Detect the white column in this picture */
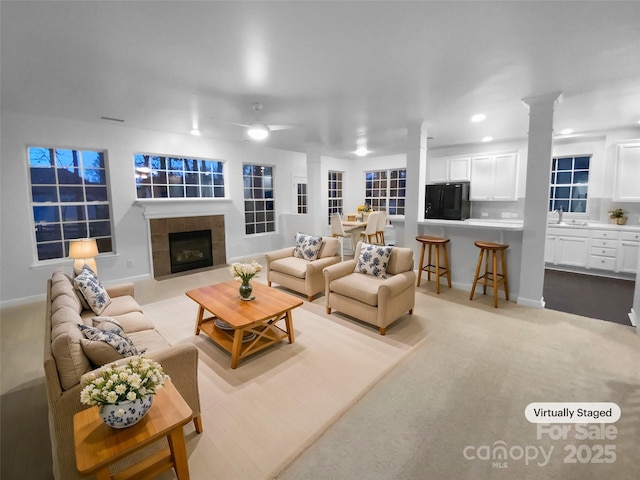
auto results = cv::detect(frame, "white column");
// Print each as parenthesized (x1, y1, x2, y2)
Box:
(632, 250, 640, 333)
(306, 142, 324, 236)
(404, 121, 428, 255)
(518, 92, 563, 308)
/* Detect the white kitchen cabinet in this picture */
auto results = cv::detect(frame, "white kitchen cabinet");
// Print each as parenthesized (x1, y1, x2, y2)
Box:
(556, 236, 589, 267)
(617, 231, 640, 273)
(546, 227, 588, 267)
(470, 152, 518, 201)
(613, 143, 640, 202)
(428, 156, 470, 183)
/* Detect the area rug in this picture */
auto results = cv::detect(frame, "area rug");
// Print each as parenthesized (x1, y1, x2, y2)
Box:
(143, 293, 429, 479)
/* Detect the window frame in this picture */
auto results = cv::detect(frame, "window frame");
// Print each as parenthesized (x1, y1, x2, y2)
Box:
(549, 154, 591, 215)
(364, 168, 406, 216)
(28, 145, 114, 263)
(133, 153, 227, 200)
(327, 170, 344, 224)
(243, 163, 276, 236)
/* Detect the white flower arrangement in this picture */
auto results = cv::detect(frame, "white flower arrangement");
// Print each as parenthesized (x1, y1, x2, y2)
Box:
(230, 260, 263, 283)
(80, 356, 169, 407)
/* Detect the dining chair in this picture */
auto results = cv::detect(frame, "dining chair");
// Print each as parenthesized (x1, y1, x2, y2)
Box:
(375, 210, 388, 245)
(330, 213, 353, 260)
(360, 211, 381, 244)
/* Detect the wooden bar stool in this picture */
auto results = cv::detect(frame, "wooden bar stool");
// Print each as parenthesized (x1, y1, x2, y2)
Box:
(416, 235, 451, 294)
(469, 240, 510, 308)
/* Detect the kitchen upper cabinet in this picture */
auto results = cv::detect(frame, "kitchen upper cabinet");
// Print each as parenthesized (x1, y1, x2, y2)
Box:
(470, 152, 518, 201)
(428, 156, 470, 183)
(613, 143, 640, 202)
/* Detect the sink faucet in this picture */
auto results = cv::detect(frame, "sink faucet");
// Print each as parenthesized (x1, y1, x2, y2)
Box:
(553, 206, 564, 224)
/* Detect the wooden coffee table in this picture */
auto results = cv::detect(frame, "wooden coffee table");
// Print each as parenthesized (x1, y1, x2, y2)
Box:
(73, 380, 192, 480)
(186, 280, 303, 368)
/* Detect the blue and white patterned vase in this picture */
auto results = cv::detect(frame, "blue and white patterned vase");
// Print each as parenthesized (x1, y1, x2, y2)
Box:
(99, 395, 153, 429)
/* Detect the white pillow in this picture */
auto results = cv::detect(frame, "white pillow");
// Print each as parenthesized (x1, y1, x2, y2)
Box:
(355, 243, 393, 278)
(73, 265, 111, 315)
(293, 233, 322, 261)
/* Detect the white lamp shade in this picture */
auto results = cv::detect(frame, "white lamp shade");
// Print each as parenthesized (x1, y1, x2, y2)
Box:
(69, 238, 99, 275)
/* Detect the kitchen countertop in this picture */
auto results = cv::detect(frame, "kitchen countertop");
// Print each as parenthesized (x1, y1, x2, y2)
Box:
(419, 219, 524, 230)
(546, 221, 640, 232)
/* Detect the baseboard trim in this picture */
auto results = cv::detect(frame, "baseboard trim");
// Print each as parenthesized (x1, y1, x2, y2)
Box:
(517, 296, 545, 308)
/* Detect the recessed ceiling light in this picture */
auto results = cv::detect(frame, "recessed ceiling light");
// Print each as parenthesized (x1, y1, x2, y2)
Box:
(560, 128, 574, 135)
(471, 114, 486, 123)
(481, 136, 493, 143)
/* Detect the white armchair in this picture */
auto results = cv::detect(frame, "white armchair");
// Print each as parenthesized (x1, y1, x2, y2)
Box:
(323, 241, 416, 335)
(266, 235, 341, 301)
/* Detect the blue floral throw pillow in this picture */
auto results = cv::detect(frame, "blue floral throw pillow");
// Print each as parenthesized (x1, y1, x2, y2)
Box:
(78, 324, 139, 358)
(355, 243, 393, 278)
(73, 265, 111, 315)
(294, 233, 323, 261)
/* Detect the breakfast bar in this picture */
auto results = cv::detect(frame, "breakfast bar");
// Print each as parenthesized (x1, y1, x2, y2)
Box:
(417, 219, 524, 299)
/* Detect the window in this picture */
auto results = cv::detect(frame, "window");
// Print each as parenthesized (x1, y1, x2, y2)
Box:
(28, 146, 112, 261)
(297, 183, 308, 214)
(364, 168, 406, 215)
(327, 171, 344, 224)
(549, 155, 590, 213)
(243, 164, 275, 235)
(134, 154, 225, 199)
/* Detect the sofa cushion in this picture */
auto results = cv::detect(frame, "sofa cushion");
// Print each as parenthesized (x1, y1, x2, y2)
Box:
(127, 329, 172, 355)
(329, 273, 384, 307)
(78, 324, 139, 358)
(50, 306, 91, 390)
(387, 247, 414, 275)
(81, 295, 143, 321)
(294, 233, 322, 261)
(355, 243, 393, 278)
(74, 266, 111, 315)
(269, 256, 309, 279)
(106, 311, 155, 334)
(92, 316, 124, 332)
(318, 237, 339, 258)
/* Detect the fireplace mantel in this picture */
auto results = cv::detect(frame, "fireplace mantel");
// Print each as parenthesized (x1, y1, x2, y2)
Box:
(135, 199, 233, 220)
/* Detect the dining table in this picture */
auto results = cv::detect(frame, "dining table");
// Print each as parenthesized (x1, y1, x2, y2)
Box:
(342, 220, 368, 242)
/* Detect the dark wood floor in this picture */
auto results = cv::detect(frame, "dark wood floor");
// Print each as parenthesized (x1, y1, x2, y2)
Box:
(543, 269, 635, 326)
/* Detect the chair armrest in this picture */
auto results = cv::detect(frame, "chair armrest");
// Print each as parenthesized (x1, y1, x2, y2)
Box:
(378, 271, 416, 300)
(307, 255, 340, 274)
(265, 247, 295, 265)
(105, 283, 135, 298)
(323, 260, 357, 282)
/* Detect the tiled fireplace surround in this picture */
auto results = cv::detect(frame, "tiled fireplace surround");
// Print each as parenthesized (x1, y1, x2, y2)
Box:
(149, 215, 227, 278)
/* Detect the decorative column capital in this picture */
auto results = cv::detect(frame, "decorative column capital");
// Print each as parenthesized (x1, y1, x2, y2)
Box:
(521, 92, 563, 110)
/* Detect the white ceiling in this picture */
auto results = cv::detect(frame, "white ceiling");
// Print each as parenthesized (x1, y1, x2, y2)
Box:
(2, 1, 639, 158)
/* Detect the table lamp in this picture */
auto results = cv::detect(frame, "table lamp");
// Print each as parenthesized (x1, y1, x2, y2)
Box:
(69, 238, 99, 275)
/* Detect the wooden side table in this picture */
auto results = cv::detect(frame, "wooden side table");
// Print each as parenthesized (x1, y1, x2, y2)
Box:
(73, 380, 192, 480)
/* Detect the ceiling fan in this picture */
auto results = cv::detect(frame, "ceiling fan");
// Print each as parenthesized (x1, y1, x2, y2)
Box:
(228, 102, 300, 140)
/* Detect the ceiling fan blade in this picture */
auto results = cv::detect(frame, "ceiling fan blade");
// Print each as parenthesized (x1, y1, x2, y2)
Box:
(229, 122, 253, 128)
(267, 124, 301, 131)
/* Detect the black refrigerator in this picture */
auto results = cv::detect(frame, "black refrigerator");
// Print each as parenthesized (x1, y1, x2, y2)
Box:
(425, 182, 471, 220)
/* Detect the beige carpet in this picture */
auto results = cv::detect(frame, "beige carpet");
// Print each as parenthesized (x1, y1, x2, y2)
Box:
(274, 288, 640, 480)
(143, 290, 428, 479)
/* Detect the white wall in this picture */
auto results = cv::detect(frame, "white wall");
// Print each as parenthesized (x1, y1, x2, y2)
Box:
(0, 112, 308, 304)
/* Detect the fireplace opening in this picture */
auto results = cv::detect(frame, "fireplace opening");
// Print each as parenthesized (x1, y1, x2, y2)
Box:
(168, 230, 213, 274)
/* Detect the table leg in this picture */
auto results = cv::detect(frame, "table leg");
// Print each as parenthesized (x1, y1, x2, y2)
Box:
(284, 310, 295, 344)
(230, 329, 243, 369)
(194, 306, 205, 335)
(167, 427, 190, 480)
